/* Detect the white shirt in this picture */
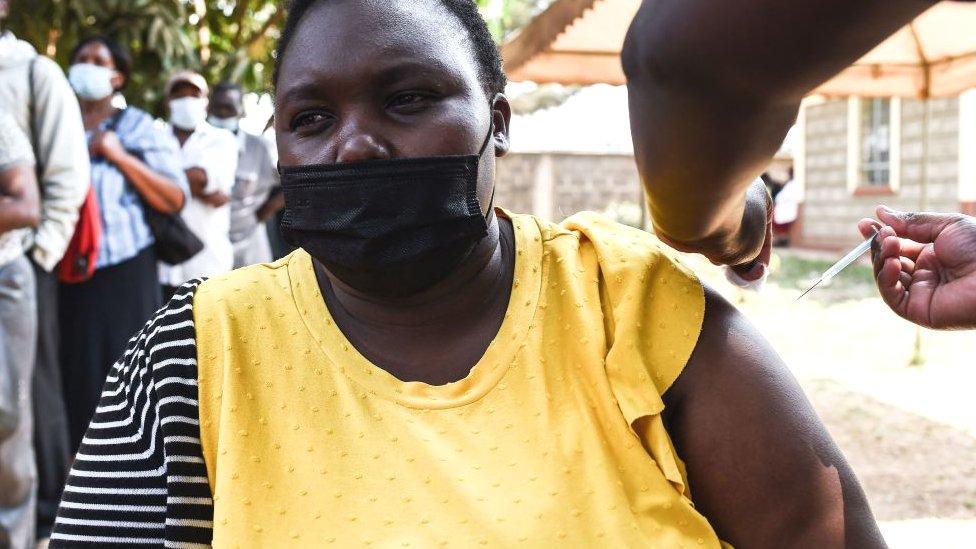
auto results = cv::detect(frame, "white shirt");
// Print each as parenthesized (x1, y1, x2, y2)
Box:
(158, 121, 239, 286)
(773, 178, 801, 225)
(229, 130, 278, 243)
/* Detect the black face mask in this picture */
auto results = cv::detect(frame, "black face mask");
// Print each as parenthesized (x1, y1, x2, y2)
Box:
(279, 124, 494, 298)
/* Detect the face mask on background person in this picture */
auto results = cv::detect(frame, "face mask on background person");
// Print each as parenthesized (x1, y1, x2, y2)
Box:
(169, 97, 208, 130)
(279, 120, 496, 298)
(68, 63, 116, 101)
(207, 115, 240, 132)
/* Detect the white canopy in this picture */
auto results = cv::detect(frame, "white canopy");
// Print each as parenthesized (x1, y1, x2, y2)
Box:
(503, 1, 976, 100)
(502, 0, 638, 86)
(813, 3, 976, 99)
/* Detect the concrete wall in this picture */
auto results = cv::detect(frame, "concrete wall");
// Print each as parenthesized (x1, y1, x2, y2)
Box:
(800, 97, 961, 249)
(494, 152, 647, 227)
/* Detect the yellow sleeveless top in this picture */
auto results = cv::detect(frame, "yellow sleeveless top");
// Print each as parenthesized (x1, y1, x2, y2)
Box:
(195, 211, 729, 548)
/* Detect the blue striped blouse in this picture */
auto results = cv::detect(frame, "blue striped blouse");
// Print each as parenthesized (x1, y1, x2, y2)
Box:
(89, 107, 189, 269)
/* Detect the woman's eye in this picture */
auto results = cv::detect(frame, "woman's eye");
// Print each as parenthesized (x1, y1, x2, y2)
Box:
(388, 92, 437, 110)
(291, 111, 332, 130)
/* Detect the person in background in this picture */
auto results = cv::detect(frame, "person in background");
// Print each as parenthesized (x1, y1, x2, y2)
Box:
(859, 207, 976, 331)
(158, 71, 237, 301)
(60, 37, 189, 451)
(772, 168, 799, 247)
(0, 0, 90, 539)
(0, 110, 40, 549)
(206, 82, 282, 268)
(620, 0, 974, 281)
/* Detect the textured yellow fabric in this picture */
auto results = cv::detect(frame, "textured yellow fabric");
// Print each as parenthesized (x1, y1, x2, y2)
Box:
(195, 211, 727, 548)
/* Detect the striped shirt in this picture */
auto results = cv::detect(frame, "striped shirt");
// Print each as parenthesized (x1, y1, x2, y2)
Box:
(50, 281, 214, 547)
(89, 108, 189, 269)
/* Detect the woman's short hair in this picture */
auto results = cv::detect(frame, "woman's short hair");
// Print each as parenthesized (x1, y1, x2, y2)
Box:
(69, 36, 133, 91)
(274, 0, 507, 98)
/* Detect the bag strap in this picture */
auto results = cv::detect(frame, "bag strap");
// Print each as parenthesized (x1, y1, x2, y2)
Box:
(27, 56, 41, 178)
(106, 107, 128, 133)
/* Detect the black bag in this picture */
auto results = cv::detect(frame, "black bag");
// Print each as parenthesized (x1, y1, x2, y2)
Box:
(143, 206, 204, 265)
(107, 109, 204, 265)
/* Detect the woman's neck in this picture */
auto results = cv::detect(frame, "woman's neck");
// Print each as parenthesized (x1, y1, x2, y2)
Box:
(317, 214, 512, 331)
(80, 97, 116, 131)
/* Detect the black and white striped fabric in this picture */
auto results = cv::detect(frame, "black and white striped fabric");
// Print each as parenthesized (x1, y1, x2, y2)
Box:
(51, 281, 215, 547)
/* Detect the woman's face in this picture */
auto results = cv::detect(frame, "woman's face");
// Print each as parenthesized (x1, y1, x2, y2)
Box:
(274, 0, 510, 203)
(72, 42, 125, 91)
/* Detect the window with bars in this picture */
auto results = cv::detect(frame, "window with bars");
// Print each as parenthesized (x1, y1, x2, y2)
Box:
(859, 98, 892, 186)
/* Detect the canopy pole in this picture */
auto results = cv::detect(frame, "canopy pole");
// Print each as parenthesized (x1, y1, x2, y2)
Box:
(909, 98, 930, 367)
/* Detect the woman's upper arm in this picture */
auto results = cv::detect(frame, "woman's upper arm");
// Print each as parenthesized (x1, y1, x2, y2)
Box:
(663, 288, 884, 548)
(50, 282, 213, 547)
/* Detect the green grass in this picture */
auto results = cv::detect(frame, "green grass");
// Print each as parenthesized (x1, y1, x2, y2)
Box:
(769, 253, 877, 303)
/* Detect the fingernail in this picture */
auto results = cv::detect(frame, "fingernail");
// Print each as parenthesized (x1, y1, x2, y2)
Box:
(878, 205, 900, 216)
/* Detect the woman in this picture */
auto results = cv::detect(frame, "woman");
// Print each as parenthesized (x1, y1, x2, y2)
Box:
(59, 36, 188, 450)
(52, 3, 882, 548)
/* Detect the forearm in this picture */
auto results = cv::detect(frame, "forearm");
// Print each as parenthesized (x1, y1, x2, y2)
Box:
(630, 85, 788, 261)
(0, 200, 39, 233)
(256, 189, 285, 222)
(112, 152, 185, 213)
(622, 0, 931, 261)
(0, 163, 41, 233)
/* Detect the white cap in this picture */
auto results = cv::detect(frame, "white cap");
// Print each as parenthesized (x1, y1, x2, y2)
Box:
(164, 70, 209, 97)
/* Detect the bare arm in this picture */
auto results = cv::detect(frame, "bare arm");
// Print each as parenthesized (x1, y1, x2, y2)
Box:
(0, 164, 41, 234)
(113, 151, 185, 213)
(94, 130, 185, 213)
(185, 167, 209, 199)
(185, 168, 229, 208)
(622, 0, 933, 265)
(662, 289, 883, 547)
(255, 188, 285, 222)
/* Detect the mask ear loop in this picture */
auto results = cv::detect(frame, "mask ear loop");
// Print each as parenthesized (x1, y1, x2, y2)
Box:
(479, 116, 496, 219)
(478, 116, 495, 157)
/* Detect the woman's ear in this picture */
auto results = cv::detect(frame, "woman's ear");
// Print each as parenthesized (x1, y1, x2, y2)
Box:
(110, 71, 125, 92)
(490, 93, 512, 157)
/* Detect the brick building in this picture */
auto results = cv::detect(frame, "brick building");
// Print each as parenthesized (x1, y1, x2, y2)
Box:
(494, 84, 649, 227)
(793, 90, 976, 250)
(494, 152, 647, 226)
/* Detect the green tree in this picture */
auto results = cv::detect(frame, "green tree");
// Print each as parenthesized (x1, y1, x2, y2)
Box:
(477, 0, 552, 41)
(3, 0, 547, 112)
(5, 0, 281, 112)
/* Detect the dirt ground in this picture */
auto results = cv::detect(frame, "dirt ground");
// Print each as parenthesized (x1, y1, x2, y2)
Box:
(684, 249, 976, 548)
(805, 378, 976, 521)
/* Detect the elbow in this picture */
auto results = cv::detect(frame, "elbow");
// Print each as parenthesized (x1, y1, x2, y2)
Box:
(160, 194, 185, 215)
(24, 208, 41, 229)
(164, 178, 188, 214)
(169, 189, 187, 214)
